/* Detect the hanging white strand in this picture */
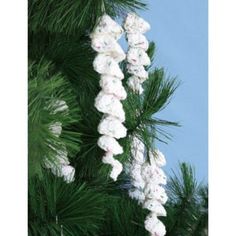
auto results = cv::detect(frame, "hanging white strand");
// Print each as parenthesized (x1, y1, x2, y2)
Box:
(124, 13, 151, 94)
(91, 15, 127, 181)
(44, 100, 75, 183)
(128, 135, 168, 236)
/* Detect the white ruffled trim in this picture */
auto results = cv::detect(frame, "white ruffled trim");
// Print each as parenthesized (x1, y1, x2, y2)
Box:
(92, 15, 127, 181)
(126, 33, 149, 51)
(95, 91, 125, 122)
(44, 100, 75, 183)
(90, 14, 124, 40)
(99, 75, 127, 100)
(123, 13, 150, 34)
(124, 13, 150, 94)
(128, 135, 168, 236)
(91, 35, 126, 62)
(98, 115, 127, 139)
(93, 54, 124, 79)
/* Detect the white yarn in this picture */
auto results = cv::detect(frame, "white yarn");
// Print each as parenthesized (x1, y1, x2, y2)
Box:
(98, 115, 127, 139)
(128, 135, 168, 236)
(44, 100, 75, 183)
(126, 33, 149, 51)
(145, 213, 166, 236)
(127, 48, 151, 66)
(92, 15, 127, 181)
(124, 13, 151, 34)
(127, 64, 149, 80)
(99, 75, 127, 100)
(149, 149, 166, 167)
(95, 91, 125, 122)
(90, 14, 124, 40)
(124, 13, 150, 94)
(143, 199, 167, 216)
(93, 54, 124, 79)
(127, 76, 144, 95)
(91, 35, 126, 62)
(97, 135, 123, 155)
(102, 152, 123, 181)
(48, 99, 69, 114)
(49, 121, 62, 137)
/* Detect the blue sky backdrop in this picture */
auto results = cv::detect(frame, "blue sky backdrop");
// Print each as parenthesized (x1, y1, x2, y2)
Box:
(137, 0, 208, 181)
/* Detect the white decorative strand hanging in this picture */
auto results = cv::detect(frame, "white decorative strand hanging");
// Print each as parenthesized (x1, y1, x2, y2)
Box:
(128, 136, 168, 236)
(44, 100, 75, 183)
(91, 15, 127, 181)
(124, 13, 151, 94)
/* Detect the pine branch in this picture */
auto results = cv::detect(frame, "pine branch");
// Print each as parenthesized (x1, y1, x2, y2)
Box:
(164, 163, 206, 236)
(29, 0, 146, 36)
(28, 172, 109, 235)
(28, 59, 81, 178)
(99, 194, 149, 236)
(124, 68, 179, 147)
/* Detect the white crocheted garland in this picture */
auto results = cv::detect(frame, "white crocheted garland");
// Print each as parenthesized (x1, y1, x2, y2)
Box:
(124, 13, 151, 94)
(128, 136, 167, 236)
(45, 100, 75, 183)
(91, 15, 127, 181)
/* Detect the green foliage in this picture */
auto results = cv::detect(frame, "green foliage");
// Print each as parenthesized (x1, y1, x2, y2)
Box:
(28, 172, 109, 236)
(100, 195, 149, 236)
(28, 59, 81, 178)
(27, 0, 192, 235)
(163, 163, 208, 236)
(124, 68, 179, 157)
(29, 0, 146, 36)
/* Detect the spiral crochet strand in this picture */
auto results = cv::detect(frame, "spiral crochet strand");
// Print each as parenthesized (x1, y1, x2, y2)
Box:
(124, 13, 151, 94)
(91, 15, 127, 181)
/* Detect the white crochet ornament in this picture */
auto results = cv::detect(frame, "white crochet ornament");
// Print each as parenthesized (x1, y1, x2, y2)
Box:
(49, 121, 62, 138)
(98, 115, 127, 139)
(95, 91, 125, 122)
(145, 213, 166, 236)
(126, 33, 149, 51)
(91, 35, 126, 62)
(99, 75, 127, 100)
(97, 135, 123, 155)
(92, 15, 127, 181)
(90, 14, 124, 40)
(124, 13, 150, 34)
(128, 135, 168, 236)
(127, 48, 151, 66)
(127, 76, 144, 94)
(93, 54, 124, 79)
(44, 100, 75, 183)
(127, 64, 148, 80)
(124, 13, 151, 94)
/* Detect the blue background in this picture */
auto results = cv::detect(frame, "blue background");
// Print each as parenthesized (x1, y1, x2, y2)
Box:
(119, 0, 208, 181)
(139, 0, 208, 181)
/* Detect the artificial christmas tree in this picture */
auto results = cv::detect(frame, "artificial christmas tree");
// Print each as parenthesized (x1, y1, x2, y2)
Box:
(28, 1, 183, 235)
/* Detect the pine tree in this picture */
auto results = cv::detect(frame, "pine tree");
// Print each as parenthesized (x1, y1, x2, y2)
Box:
(28, 1, 187, 235)
(163, 163, 208, 236)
